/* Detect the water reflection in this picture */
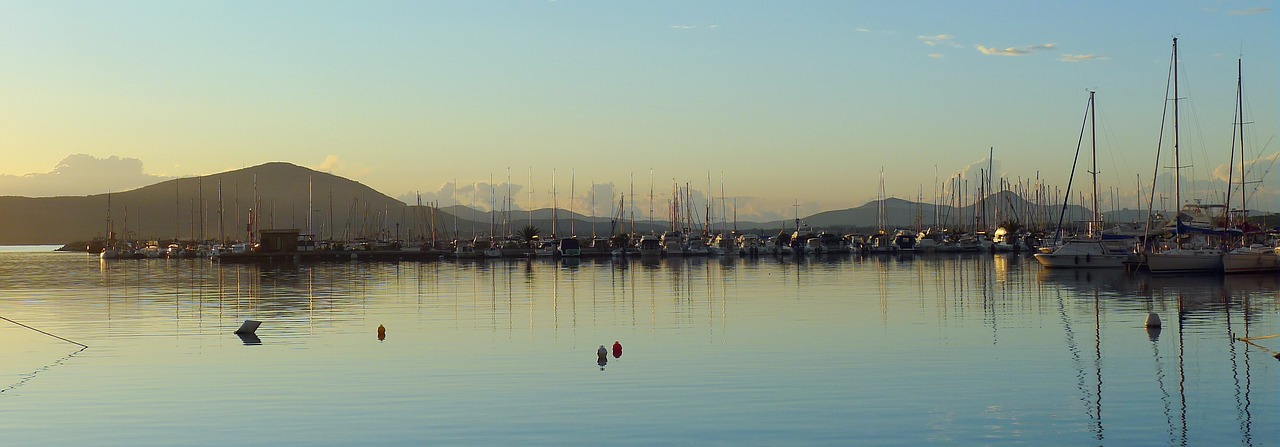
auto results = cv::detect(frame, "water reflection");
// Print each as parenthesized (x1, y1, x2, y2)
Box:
(0, 252, 1274, 446)
(236, 332, 262, 346)
(596, 345, 608, 370)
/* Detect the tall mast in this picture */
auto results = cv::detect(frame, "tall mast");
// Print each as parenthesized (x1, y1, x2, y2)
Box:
(569, 169, 576, 236)
(1230, 57, 1248, 246)
(217, 180, 224, 243)
(648, 169, 654, 232)
(1088, 90, 1099, 238)
(720, 175, 727, 235)
(1171, 37, 1182, 234)
(528, 168, 534, 230)
(590, 180, 596, 238)
(490, 173, 496, 237)
(308, 175, 313, 237)
(551, 169, 558, 238)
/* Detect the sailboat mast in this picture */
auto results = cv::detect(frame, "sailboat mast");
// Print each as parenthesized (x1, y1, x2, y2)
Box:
(1089, 90, 1099, 239)
(1172, 37, 1182, 234)
(528, 168, 534, 230)
(1232, 57, 1248, 246)
(551, 169, 557, 238)
(569, 169, 575, 237)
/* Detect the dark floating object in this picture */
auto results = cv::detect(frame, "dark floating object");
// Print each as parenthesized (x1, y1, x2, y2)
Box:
(597, 345, 608, 370)
(235, 320, 262, 335)
(1144, 312, 1161, 328)
(612, 341, 623, 358)
(377, 324, 386, 341)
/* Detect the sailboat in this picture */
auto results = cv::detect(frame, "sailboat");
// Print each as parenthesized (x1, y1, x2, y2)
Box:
(1144, 37, 1223, 274)
(1220, 57, 1280, 273)
(1035, 91, 1129, 269)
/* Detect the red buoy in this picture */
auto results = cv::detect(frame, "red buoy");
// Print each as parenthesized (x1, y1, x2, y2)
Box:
(612, 341, 622, 358)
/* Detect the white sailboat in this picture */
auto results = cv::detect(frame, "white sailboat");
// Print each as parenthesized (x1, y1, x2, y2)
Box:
(1220, 57, 1279, 273)
(1144, 37, 1223, 273)
(1035, 90, 1129, 269)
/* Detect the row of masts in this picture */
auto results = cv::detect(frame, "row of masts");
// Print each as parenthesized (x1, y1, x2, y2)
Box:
(102, 139, 1266, 248)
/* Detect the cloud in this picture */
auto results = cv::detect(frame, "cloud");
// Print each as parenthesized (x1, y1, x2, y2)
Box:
(0, 154, 171, 197)
(1227, 7, 1271, 15)
(976, 43, 1056, 56)
(1059, 53, 1106, 62)
(315, 155, 343, 172)
(1212, 152, 1280, 183)
(941, 157, 1005, 198)
(928, 53, 945, 59)
(312, 155, 372, 179)
(855, 28, 872, 33)
(669, 24, 719, 31)
(917, 34, 954, 46)
(397, 180, 528, 213)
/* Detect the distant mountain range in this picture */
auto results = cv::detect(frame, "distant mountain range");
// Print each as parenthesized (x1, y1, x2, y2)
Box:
(4, 162, 1114, 245)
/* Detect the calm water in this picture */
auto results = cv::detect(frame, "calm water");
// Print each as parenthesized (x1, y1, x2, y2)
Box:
(1, 249, 1275, 446)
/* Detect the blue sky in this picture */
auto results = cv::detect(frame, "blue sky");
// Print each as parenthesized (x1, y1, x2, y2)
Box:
(2, 1, 1276, 221)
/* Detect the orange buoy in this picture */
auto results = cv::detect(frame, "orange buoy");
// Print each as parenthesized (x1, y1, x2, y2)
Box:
(377, 324, 386, 341)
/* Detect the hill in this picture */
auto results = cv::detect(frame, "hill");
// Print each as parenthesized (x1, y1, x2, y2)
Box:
(0, 162, 405, 245)
(3, 162, 1110, 246)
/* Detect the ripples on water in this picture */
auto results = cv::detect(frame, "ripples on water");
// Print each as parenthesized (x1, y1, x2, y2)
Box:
(0, 250, 1275, 446)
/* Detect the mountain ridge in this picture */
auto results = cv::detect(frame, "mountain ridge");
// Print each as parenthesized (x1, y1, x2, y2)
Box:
(5, 162, 1101, 245)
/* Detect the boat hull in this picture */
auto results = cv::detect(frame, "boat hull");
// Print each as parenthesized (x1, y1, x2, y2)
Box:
(1033, 240, 1127, 269)
(1034, 253, 1128, 268)
(1222, 250, 1280, 274)
(1144, 249, 1222, 274)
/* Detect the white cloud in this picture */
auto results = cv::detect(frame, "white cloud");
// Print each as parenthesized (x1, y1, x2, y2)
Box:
(0, 154, 171, 197)
(1227, 7, 1271, 15)
(312, 155, 372, 179)
(1212, 152, 1280, 183)
(1059, 53, 1106, 62)
(397, 180, 528, 212)
(917, 34, 954, 46)
(976, 43, 1057, 56)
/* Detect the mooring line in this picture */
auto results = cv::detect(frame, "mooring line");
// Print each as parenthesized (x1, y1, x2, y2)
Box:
(0, 346, 86, 395)
(0, 315, 88, 348)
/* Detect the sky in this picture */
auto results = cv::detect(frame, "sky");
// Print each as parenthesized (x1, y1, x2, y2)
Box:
(2, 1, 1277, 222)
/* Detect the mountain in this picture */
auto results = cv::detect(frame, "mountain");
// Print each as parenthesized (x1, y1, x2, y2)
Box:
(0, 162, 406, 245)
(754, 191, 1089, 233)
(3, 162, 1104, 246)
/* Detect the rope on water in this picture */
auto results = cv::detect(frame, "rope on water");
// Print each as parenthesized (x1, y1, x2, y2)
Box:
(1237, 334, 1278, 341)
(1235, 334, 1280, 361)
(0, 315, 88, 348)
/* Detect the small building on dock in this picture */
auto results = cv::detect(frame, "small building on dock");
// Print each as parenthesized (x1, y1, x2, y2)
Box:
(258, 229, 315, 253)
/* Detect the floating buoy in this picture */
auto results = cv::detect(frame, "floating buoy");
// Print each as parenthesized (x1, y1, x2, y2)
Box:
(377, 324, 386, 341)
(1145, 312, 1162, 328)
(612, 341, 623, 358)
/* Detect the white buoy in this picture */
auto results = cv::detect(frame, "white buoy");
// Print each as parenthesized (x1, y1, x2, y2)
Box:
(235, 319, 262, 334)
(1144, 312, 1161, 328)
